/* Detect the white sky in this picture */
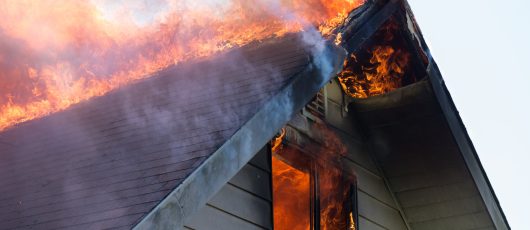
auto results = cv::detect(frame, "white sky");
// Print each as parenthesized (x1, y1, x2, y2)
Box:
(407, 0, 530, 229)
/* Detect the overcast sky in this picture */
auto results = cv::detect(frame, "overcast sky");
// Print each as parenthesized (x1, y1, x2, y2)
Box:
(407, 0, 530, 228)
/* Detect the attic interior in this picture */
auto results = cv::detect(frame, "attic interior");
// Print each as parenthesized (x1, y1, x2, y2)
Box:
(266, 5, 502, 230)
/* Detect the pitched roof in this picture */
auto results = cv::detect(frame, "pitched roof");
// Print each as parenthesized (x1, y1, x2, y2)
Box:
(0, 36, 322, 230)
(0, 0, 510, 229)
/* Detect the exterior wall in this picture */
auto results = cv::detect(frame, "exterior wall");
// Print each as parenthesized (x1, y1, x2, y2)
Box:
(323, 81, 410, 230)
(184, 80, 409, 230)
(184, 147, 271, 230)
(353, 80, 496, 230)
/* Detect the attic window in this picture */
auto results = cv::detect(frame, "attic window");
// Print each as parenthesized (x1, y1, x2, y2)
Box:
(271, 132, 358, 230)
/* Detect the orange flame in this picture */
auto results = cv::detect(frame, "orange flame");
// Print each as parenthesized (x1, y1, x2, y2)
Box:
(272, 153, 311, 230)
(272, 128, 286, 153)
(349, 211, 356, 230)
(338, 20, 411, 98)
(0, 0, 365, 132)
(316, 123, 353, 230)
(272, 123, 355, 230)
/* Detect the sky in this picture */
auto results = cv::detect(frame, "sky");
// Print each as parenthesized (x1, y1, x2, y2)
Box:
(407, 0, 530, 229)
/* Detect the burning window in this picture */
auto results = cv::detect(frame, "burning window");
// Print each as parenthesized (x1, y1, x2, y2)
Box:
(272, 154, 312, 230)
(271, 128, 357, 230)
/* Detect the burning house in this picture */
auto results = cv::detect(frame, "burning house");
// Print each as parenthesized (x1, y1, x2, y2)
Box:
(0, 0, 509, 229)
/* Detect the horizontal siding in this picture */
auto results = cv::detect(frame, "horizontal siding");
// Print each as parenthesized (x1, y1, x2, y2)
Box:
(358, 191, 407, 230)
(343, 156, 396, 208)
(396, 181, 480, 208)
(352, 83, 497, 230)
(208, 184, 271, 228)
(187, 81, 413, 230)
(323, 81, 409, 230)
(404, 196, 486, 223)
(359, 216, 388, 230)
(249, 148, 271, 172)
(388, 166, 470, 193)
(410, 211, 493, 230)
(229, 164, 271, 200)
(185, 150, 271, 230)
(184, 205, 265, 230)
(335, 126, 379, 174)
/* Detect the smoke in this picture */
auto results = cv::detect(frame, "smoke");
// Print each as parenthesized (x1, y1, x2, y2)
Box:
(0, 0, 362, 131)
(0, 0, 358, 228)
(251, 0, 339, 87)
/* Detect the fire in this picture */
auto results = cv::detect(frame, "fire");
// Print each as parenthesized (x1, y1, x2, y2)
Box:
(316, 123, 353, 230)
(272, 123, 356, 230)
(271, 128, 286, 153)
(338, 20, 411, 98)
(0, 0, 365, 132)
(349, 212, 356, 230)
(272, 153, 311, 230)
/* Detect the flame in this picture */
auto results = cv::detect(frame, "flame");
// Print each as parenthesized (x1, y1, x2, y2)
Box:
(272, 123, 356, 230)
(272, 153, 311, 230)
(0, 0, 365, 132)
(316, 123, 352, 230)
(337, 20, 411, 98)
(271, 128, 286, 153)
(349, 211, 356, 230)
(335, 32, 343, 46)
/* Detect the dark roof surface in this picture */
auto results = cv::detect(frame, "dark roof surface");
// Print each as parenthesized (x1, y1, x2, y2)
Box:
(0, 36, 311, 230)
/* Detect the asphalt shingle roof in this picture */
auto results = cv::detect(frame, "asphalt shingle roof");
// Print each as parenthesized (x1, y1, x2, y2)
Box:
(0, 36, 311, 230)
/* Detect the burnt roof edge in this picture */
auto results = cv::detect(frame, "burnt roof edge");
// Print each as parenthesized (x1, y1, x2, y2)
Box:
(133, 42, 347, 230)
(340, 0, 399, 54)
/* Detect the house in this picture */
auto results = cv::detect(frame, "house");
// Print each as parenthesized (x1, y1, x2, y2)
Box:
(0, 0, 509, 229)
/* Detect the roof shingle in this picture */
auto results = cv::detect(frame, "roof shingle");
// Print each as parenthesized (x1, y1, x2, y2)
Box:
(0, 36, 311, 230)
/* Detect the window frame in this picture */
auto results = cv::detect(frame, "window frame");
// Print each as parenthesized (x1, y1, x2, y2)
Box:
(270, 142, 358, 230)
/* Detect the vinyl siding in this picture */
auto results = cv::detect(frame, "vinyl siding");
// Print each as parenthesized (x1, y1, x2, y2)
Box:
(325, 80, 410, 230)
(353, 80, 496, 230)
(185, 81, 411, 230)
(184, 148, 271, 230)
